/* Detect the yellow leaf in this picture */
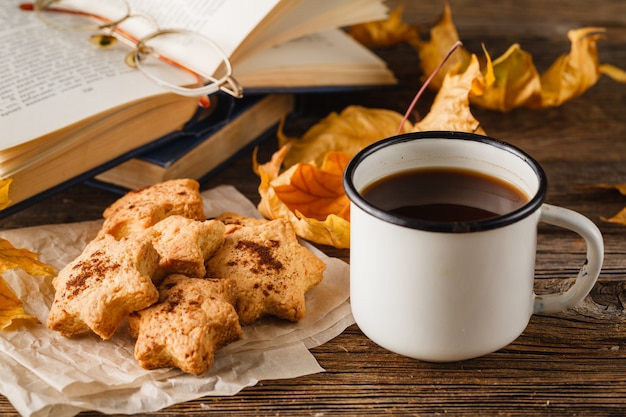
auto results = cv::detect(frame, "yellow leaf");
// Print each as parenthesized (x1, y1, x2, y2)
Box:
(0, 238, 55, 330)
(602, 207, 626, 225)
(586, 183, 626, 196)
(408, 3, 472, 90)
(0, 178, 12, 211)
(470, 44, 542, 111)
(413, 54, 486, 134)
(0, 276, 39, 329)
(257, 145, 289, 219)
(280, 105, 412, 169)
(600, 63, 626, 83)
(256, 105, 413, 248)
(0, 238, 56, 277)
(254, 143, 291, 183)
(537, 28, 605, 107)
(580, 184, 626, 226)
(290, 211, 351, 249)
(349, 3, 417, 48)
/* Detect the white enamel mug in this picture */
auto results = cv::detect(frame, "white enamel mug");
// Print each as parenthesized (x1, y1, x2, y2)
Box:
(343, 131, 604, 362)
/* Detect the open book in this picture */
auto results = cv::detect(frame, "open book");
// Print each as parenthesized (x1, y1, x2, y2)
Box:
(0, 0, 395, 212)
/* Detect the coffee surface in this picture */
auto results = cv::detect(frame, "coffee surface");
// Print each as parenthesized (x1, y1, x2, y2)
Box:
(361, 167, 529, 222)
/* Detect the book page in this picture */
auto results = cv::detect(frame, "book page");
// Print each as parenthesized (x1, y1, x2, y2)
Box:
(235, 29, 396, 87)
(126, 0, 282, 58)
(231, 0, 387, 64)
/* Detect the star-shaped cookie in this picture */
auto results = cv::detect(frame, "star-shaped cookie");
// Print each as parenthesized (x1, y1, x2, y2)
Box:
(128, 275, 242, 375)
(47, 233, 160, 339)
(99, 178, 205, 239)
(205, 218, 326, 324)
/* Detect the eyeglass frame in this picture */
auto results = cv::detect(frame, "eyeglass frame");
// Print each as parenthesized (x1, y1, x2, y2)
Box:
(21, 0, 244, 102)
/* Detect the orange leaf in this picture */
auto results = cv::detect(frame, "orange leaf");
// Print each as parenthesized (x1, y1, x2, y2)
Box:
(255, 106, 409, 248)
(257, 150, 352, 248)
(582, 184, 626, 226)
(585, 183, 626, 196)
(597, 187, 626, 225)
(273, 152, 351, 222)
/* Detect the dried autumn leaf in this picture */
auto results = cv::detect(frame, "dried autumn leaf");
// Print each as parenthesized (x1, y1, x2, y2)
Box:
(349, 3, 417, 48)
(587, 183, 626, 195)
(278, 105, 413, 169)
(412, 53, 487, 134)
(257, 150, 351, 248)
(258, 107, 412, 247)
(600, 64, 626, 83)
(273, 151, 351, 222)
(470, 44, 542, 111)
(602, 207, 626, 225)
(0, 238, 55, 329)
(408, 3, 472, 91)
(0, 238, 56, 276)
(537, 28, 606, 108)
(0, 276, 39, 329)
(582, 184, 626, 226)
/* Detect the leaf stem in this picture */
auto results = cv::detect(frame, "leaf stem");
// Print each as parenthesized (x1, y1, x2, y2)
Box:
(396, 40, 464, 135)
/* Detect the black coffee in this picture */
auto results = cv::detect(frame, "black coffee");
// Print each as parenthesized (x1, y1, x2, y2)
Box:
(361, 167, 529, 222)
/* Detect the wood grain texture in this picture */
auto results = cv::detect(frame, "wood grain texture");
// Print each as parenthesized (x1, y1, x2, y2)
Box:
(1, 1, 626, 416)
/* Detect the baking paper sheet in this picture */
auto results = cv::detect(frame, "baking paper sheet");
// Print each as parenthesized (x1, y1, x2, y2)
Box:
(0, 185, 353, 417)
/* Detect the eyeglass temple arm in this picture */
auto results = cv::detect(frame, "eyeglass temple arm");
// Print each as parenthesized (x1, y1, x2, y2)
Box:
(221, 76, 244, 98)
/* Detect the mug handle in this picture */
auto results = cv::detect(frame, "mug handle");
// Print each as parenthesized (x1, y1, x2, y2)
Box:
(533, 204, 604, 314)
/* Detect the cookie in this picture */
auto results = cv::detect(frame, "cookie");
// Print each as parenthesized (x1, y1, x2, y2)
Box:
(99, 179, 205, 239)
(128, 275, 242, 375)
(47, 233, 160, 339)
(205, 218, 325, 324)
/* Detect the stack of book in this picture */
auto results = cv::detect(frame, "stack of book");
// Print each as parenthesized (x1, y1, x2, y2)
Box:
(92, 93, 295, 191)
(0, 0, 397, 216)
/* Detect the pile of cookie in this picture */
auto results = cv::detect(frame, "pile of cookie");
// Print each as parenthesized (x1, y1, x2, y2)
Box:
(46, 179, 326, 375)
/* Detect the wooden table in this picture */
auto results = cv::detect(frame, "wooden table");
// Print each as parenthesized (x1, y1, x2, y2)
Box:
(2, 1, 626, 415)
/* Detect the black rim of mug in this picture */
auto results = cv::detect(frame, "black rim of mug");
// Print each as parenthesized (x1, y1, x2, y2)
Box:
(343, 131, 548, 233)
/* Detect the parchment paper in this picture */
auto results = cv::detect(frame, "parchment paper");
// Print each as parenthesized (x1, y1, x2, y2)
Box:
(0, 185, 353, 417)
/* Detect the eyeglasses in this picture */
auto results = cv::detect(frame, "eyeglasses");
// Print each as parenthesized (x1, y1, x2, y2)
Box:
(20, 0, 244, 107)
